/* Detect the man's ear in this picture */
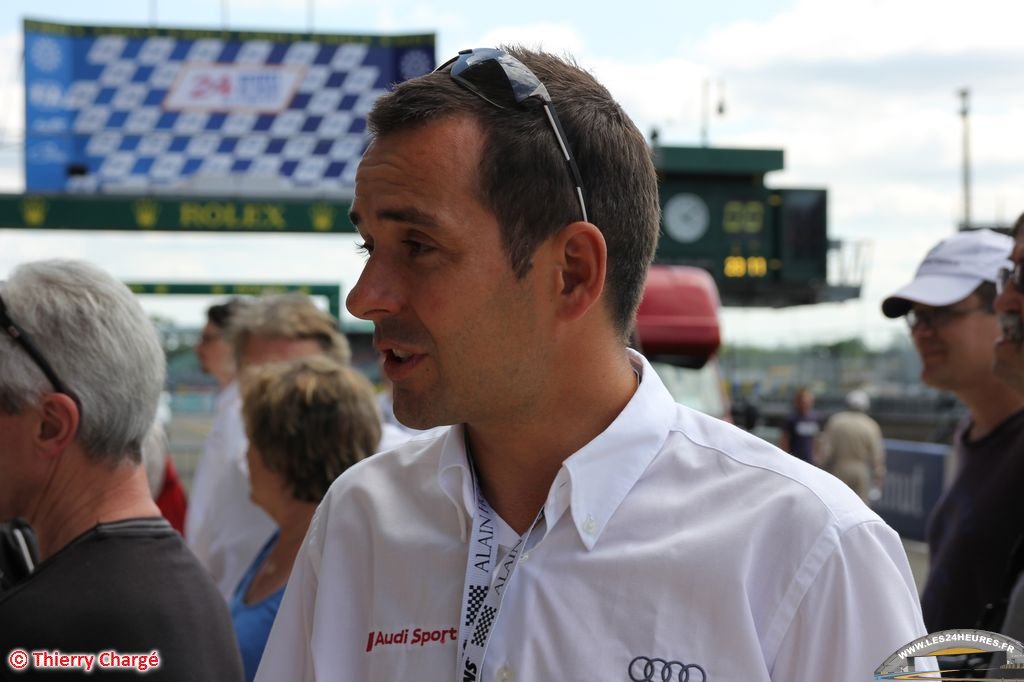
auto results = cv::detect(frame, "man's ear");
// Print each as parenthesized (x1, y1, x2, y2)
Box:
(35, 393, 79, 460)
(552, 221, 607, 322)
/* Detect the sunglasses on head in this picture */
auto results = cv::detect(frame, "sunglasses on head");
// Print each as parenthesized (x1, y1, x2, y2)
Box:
(435, 48, 589, 224)
(0, 292, 79, 410)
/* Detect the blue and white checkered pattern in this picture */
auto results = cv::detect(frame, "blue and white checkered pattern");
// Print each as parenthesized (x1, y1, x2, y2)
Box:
(24, 24, 435, 194)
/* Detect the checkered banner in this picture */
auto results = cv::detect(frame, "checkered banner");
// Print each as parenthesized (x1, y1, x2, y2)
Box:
(23, 19, 435, 195)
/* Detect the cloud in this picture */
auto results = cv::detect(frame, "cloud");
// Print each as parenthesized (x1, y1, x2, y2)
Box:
(697, 0, 1024, 68)
(474, 23, 587, 56)
(588, 56, 708, 137)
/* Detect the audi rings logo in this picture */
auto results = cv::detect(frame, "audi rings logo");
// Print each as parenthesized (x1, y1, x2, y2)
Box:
(628, 656, 707, 681)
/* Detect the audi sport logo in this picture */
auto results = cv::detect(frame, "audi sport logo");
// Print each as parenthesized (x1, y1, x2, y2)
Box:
(628, 656, 707, 681)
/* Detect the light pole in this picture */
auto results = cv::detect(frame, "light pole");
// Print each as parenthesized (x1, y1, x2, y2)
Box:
(958, 87, 971, 230)
(700, 79, 726, 147)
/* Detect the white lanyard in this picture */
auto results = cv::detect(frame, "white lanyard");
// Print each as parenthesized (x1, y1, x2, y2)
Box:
(457, 459, 543, 681)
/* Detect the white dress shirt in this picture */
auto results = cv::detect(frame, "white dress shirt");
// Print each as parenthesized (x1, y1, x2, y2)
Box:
(257, 351, 929, 681)
(184, 381, 275, 599)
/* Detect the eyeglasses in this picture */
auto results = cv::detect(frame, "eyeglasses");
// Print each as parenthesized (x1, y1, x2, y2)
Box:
(436, 47, 589, 223)
(997, 263, 1023, 295)
(0, 292, 78, 407)
(905, 304, 989, 331)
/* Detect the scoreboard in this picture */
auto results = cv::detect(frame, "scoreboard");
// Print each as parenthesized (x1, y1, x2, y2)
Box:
(654, 146, 831, 307)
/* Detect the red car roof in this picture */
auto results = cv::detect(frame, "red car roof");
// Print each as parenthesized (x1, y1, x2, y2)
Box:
(634, 265, 721, 363)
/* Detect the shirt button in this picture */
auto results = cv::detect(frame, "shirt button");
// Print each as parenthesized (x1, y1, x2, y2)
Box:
(582, 514, 597, 534)
(496, 665, 514, 682)
(519, 552, 529, 562)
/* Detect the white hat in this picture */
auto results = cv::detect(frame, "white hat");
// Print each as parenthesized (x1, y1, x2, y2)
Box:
(881, 229, 1013, 319)
(845, 390, 870, 412)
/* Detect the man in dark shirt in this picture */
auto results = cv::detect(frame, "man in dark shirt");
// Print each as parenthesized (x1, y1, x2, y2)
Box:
(881, 230, 1024, 634)
(0, 260, 242, 680)
(779, 386, 820, 463)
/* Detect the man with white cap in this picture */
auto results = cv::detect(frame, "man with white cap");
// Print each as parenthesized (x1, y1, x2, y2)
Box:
(882, 228, 1024, 634)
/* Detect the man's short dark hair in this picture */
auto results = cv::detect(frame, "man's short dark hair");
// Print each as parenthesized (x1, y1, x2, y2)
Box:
(367, 46, 660, 339)
(1012, 212, 1024, 240)
(206, 298, 246, 330)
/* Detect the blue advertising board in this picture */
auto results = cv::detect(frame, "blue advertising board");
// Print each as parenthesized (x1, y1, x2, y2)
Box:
(873, 439, 949, 542)
(23, 19, 435, 194)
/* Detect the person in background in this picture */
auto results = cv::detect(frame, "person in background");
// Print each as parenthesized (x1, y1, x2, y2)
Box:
(141, 421, 188, 533)
(815, 390, 886, 503)
(257, 45, 928, 682)
(186, 297, 278, 599)
(195, 292, 408, 598)
(233, 355, 381, 682)
(779, 385, 820, 462)
(0, 259, 242, 680)
(994, 213, 1024, 394)
(191, 293, 360, 598)
(733, 384, 761, 432)
(881, 228, 1024, 635)
(989, 214, 1024, 651)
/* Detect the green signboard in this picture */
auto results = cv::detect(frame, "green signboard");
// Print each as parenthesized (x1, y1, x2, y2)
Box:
(0, 194, 356, 233)
(0, 143, 842, 308)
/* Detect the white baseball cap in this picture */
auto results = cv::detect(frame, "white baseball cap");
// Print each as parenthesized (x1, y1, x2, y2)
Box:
(881, 229, 1013, 319)
(845, 389, 871, 412)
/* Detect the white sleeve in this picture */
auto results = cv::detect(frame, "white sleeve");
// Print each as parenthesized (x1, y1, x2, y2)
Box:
(770, 520, 934, 682)
(254, 504, 325, 682)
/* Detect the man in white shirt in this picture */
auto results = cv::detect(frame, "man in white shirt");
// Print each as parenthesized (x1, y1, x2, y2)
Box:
(257, 47, 930, 681)
(186, 299, 274, 599)
(187, 295, 358, 598)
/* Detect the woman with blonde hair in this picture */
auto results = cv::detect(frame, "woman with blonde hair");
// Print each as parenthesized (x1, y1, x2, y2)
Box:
(231, 355, 381, 682)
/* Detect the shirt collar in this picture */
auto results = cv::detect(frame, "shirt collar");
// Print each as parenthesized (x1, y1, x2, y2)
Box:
(438, 349, 678, 550)
(219, 379, 240, 403)
(438, 424, 474, 543)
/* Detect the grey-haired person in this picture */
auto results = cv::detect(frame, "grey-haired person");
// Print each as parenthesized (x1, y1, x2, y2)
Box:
(0, 259, 242, 680)
(187, 293, 354, 599)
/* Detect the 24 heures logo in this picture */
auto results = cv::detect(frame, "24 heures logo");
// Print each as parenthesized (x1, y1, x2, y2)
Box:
(365, 626, 458, 653)
(875, 629, 1024, 679)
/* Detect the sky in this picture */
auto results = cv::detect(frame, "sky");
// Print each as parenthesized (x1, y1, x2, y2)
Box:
(0, 0, 1022, 347)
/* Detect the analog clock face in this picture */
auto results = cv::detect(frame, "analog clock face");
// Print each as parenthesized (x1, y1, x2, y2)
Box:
(664, 193, 710, 243)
